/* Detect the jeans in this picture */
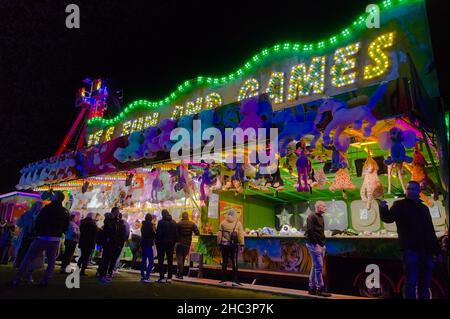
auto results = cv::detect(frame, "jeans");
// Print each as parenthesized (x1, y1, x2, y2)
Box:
(13, 238, 60, 284)
(98, 244, 123, 277)
(306, 243, 325, 290)
(403, 250, 435, 299)
(176, 243, 190, 277)
(141, 246, 154, 280)
(157, 242, 175, 280)
(77, 246, 94, 273)
(220, 244, 238, 282)
(61, 240, 77, 271)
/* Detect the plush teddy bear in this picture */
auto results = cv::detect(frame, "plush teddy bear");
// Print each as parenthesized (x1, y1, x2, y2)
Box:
(360, 156, 384, 209)
(113, 131, 144, 163)
(238, 95, 273, 131)
(154, 118, 178, 153)
(137, 126, 160, 159)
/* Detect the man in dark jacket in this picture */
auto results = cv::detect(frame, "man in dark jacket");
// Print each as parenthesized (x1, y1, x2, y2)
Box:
(175, 212, 199, 279)
(378, 181, 440, 299)
(156, 209, 178, 283)
(98, 207, 128, 283)
(305, 201, 331, 297)
(10, 191, 69, 287)
(77, 212, 98, 276)
(140, 213, 156, 283)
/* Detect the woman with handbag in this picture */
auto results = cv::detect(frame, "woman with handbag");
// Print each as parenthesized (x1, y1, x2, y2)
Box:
(217, 209, 245, 286)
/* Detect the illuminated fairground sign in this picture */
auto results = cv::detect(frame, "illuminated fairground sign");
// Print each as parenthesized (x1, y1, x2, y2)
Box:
(86, 0, 437, 146)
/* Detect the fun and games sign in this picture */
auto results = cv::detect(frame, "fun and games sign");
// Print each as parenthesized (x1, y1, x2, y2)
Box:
(86, 0, 437, 146)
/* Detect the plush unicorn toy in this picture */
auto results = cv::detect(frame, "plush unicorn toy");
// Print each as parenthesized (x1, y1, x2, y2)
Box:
(314, 82, 388, 152)
(378, 127, 417, 194)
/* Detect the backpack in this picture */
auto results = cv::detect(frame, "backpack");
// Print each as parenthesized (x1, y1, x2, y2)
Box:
(221, 221, 239, 246)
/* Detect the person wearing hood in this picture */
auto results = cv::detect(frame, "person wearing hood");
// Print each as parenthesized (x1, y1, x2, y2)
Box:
(378, 181, 440, 299)
(156, 209, 178, 283)
(77, 212, 98, 276)
(175, 212, 199, 279)
(97, 207, 128, 283)
(10, 191, 70, 287)
(217, 209, 244, 286)
(140, 213, 156, 283)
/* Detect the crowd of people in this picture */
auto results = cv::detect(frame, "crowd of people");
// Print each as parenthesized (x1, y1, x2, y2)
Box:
(2, 182, 445, 298)
(4, 191, 205, 287)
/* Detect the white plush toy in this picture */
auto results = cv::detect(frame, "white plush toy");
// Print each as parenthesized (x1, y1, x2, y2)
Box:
(279, 224, 292, 235)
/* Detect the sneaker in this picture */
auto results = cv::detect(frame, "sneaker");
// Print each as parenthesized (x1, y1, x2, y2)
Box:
(166, 279, 172, 283)
(219, 281, 227, 286)
(142, 279, 151, 283)
(99, 277, 110, 284)
(232, 281, 243, 287)
(308, 288, 316, 295)
(105, 275, 113, 282)
(156, 278, 165, 283)
(316, 288, 331, 297)
(175, 275, 183, 279)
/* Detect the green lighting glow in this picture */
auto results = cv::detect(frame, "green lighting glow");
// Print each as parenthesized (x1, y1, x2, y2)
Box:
(87, 0, 423, 128)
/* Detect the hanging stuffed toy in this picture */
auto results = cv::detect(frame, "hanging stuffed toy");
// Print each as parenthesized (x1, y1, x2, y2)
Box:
(360, 156, 384, 209)
(323, 144, 348, 173)
(231, 164, 245, 194)
(312, 168, 326, 189)
(378, 127, 417, 194)
(273, 107, 321, 157)
(295, 142, 312, 192)
(113, 131, 144, 163)
(199, 164, 219, 204)
(329, 150, 355, 197)
(409, 144, 439, 203)
(137, 126, 160, 159)
(150, 168, 163, 203)
(314, 82, 387, 152)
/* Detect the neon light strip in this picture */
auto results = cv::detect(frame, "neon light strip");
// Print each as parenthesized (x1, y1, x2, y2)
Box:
(0, 191, 41, 200)
(87, 0, 423, 128)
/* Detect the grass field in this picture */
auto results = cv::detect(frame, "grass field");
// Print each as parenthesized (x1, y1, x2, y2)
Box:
(0, 264, 296, 299)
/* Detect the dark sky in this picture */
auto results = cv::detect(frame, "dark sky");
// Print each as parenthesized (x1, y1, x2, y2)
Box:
(0, 0, 448, 194)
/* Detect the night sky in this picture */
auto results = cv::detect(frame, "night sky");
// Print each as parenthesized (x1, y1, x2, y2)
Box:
(0, 0, 448, 194)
